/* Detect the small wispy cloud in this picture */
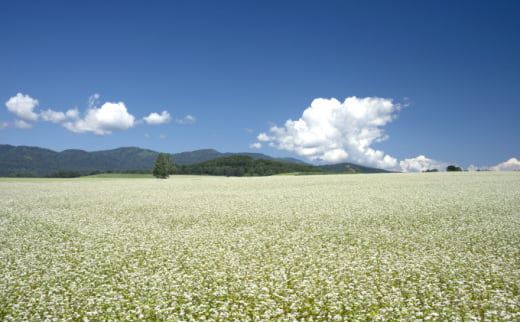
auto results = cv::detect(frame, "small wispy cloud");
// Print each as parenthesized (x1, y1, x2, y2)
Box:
(13, 119, 32, 129)
(40, 108, 78, 123)
(143, 110, 171, 125)
(0, 119, 35, 130)
(88, 93, 100, 109)
(176, 114, 196, 125)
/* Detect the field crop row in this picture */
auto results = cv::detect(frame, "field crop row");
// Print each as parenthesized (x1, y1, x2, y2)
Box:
(0, 172, 519, 321)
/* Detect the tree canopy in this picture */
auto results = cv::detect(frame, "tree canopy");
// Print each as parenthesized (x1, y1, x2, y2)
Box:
(176, 155, 326, 177)
(446, 165, 463, 172)
(153, 153, 176, 178)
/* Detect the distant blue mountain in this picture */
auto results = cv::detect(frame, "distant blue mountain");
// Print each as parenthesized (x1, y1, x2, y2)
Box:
(0, 145, 307, 176)
(0, 144, 391, 176)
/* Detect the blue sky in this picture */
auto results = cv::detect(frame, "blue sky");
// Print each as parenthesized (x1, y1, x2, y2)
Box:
(1, 0, 519, 171)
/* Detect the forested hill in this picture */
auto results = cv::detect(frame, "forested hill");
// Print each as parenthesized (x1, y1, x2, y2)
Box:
(0, 145, 309, 176)
(177, 156, 394, 176)
(0, 144, 392, 177)
(0, 145, 158, 176)
(171, 149, 306, 165)
(176, 155, 326, 176)
(318, 162, 393, 174)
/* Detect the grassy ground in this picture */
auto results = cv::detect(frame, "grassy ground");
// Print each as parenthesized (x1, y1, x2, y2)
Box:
(81, 173, 154, 179)
(0, 173, 154, 181)
(0, 172, 519, 321)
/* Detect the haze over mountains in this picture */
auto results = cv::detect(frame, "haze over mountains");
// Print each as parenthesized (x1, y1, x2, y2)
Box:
(0, 145, 391, 177)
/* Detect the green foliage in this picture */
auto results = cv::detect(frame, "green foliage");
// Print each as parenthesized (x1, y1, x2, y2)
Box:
(165, 154, 176, 174)
(177, 155, 325, 176)
(0, 145, 158, 176)
(447, 165, 463, 172)
(121, 169, 152, 174)
(153, 153, 176, 179)
(318, 162, 391, 173)
(8, 172, 37, 178)
(46, 170, 82, 178)
(153, 153, 168, 178)
(0, 145, 393, 177)
(83, 173, 153, 179)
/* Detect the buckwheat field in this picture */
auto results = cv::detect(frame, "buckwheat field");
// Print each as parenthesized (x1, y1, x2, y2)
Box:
(1, 172, 519, 321)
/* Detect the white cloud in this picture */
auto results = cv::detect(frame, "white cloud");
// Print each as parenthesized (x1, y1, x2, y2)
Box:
(249, 142, 262, 149)
(5, 93, 39, 122)
(63, 102, 135, 135)
(257, 133, 270, 142)
(176, 114, 196, 125)
(0, 120, 33, 130)
(88, 93, 100, 109)
(491, 158, 520, 171)
(4, 92, 181, 135)
(467, 164, 480, 172)
(143, 110, 171, 125)
(13, 119, 33, 129)
(257, 96, 401, 168)
(66, 108, 79, 119)
(399, 155, 449, 172)
(40, 108, 78, 123)
(41, 109, 66, 123)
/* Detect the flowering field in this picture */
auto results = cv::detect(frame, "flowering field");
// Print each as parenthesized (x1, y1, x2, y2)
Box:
(1, 172, 519, 321)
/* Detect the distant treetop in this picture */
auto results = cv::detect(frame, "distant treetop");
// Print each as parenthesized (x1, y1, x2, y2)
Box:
(446, 165, 463, 172)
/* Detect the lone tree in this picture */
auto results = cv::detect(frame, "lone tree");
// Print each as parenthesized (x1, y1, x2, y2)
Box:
(446, 165, 463, 172)
(153, 153, 176, 178)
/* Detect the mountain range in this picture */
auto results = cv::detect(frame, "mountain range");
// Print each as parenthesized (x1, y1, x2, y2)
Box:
(0, 144, 391, 176)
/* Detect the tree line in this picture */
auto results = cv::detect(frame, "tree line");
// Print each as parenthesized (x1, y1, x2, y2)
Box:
(423, 165, 464, 172)
(7, 153, 468, 178)
(152, 154, 326, 178)
(173, 155, 325, 177)
(8, 169, 152, 178)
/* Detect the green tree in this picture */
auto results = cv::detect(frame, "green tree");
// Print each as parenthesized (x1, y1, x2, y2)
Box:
(165, 154, 176, 175)
(153, 153, 168, 178)
(46, 170, 81, 178)
(153, 153, 177, 178)
(446, 165, 463, 172)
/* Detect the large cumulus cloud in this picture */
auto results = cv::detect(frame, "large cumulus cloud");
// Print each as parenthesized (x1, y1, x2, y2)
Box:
(63, 102, 136, 135)
(254, 97, 402, 169)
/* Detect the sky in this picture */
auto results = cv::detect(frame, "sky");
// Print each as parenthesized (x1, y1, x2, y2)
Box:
(1, 0, 519, 171)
